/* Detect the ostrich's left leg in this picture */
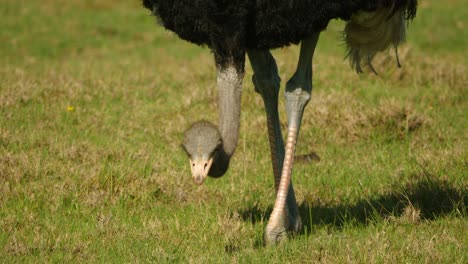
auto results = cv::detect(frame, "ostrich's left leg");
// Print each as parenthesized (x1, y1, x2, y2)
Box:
(247, 50, 302, 233)
(265, 33, 320, 245)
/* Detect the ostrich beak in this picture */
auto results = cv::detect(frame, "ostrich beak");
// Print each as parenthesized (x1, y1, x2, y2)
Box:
(189, 157, 214, 185)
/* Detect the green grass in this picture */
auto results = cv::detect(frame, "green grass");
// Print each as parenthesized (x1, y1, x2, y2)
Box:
(1, 0, 467, 262)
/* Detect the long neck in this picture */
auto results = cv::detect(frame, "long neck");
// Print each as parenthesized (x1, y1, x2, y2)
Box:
(216, 64, 244, 157)
(208, 64, 243, 178)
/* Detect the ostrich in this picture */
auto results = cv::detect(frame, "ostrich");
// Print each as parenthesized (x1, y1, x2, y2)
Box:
(142, 0, 418, 244)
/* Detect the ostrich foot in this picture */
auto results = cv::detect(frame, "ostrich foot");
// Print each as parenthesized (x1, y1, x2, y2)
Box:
(265, 224, 288, 245)
(264, 210, 302, 245)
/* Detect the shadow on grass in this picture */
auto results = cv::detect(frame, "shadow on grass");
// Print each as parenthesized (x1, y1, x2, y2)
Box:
(239, 173, 467, 237)
(299, 175, 466, 233)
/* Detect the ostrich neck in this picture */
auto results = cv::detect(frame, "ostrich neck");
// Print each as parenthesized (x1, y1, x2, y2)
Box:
(216, 64, 244, 157)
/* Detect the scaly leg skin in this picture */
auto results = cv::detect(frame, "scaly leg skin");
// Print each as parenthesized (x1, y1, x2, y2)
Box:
(247, 50, 302, 236)
(263, 33, 320, 245)
(247, 50, 284, 187)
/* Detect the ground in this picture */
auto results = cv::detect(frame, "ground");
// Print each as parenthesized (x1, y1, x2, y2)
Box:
(0, 0, 467, 262)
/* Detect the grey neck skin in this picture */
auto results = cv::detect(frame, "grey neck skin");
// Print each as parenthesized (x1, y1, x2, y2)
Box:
(210, 64, 243, 177)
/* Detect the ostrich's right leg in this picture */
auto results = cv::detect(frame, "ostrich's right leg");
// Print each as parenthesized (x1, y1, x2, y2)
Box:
(264, 34, 320, 245)
(247, 50, 302, 237)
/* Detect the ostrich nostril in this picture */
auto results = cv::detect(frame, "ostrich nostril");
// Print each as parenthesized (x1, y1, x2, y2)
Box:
(192, 163, 195, 167)
(204, 163, 208, 170)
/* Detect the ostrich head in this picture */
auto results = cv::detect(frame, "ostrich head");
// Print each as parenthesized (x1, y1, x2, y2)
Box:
(182, 121, 225, 185)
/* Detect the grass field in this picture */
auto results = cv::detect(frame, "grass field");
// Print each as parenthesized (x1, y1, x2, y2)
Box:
(1, 0, 467, 262)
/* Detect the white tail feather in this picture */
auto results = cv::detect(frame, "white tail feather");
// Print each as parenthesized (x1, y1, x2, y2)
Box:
(345, 7, 407, 73)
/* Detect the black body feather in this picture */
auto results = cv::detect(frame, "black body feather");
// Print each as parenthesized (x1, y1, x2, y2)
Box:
(143, 0, 417, 68)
